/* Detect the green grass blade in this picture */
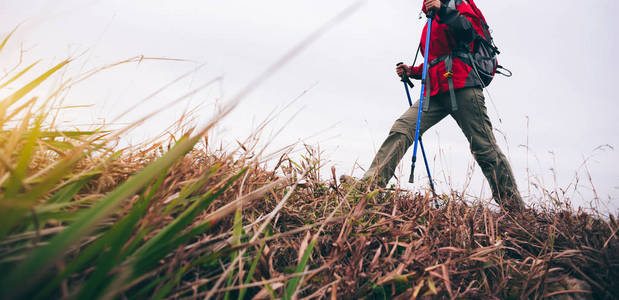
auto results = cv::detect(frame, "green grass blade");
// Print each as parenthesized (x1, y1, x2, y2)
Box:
(41, 139, 76, 151)
(94, 169, 167, 266)
(33, 170, 168, 300)
(14, 152, 85, 203)
(37, 130, 102, 139)
(132, 167, 244, 259)
(1, 134, 201, 299)
(151, 264, 190, 300)
(0, 60, 70, 122)
(132, 277, 164, 299)
(45, 176, 92, 204)
(265, 283, 277, 300)
(117, 221, 212, 297)
(284, 239, 317, 300)
(2, 96, 37, 123)
(96, 169, 243, 297)
(239, 242, 267, 300)
(115, 170, 167, 262)
(0, 116, 43, 238)
(162, 165, 219, 214)
(75, 196, 149, 299)
(3, 117, 42, 196)
(225, 208, 243, 300)
(120, 226, 153, 259)
(132, 168, 246, 275)
(0, 60, 40, 90)
(14, 141, 116, 206)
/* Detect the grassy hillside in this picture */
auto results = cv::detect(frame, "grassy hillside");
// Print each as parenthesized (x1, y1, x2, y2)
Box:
(0, 31, 617, 300)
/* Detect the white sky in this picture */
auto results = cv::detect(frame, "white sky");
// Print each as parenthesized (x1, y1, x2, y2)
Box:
(1, 0, 617, 213)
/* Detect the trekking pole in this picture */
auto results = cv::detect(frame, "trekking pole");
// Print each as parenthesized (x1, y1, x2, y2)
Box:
(397, 62, 438, 203)
(418, 137, 437, 198)
(408, 10, 439, 206)
(409, 10, 433, 182)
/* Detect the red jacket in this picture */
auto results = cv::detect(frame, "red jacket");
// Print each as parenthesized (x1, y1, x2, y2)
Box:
(410, 0, 488, 97)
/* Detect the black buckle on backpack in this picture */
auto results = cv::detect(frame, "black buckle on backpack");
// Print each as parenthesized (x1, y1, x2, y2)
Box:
(495, 65, 512, 77)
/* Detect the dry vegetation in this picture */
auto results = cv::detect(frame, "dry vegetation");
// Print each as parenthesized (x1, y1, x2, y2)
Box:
(0, 27, 617, 300)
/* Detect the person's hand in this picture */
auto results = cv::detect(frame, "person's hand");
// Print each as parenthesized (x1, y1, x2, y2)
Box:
(424, 0, 441, 13)
(396, 64, 410, 78)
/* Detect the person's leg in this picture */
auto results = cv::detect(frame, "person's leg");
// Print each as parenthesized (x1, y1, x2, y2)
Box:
(363, 97, 448, 187)
(449, 88, 524, 211)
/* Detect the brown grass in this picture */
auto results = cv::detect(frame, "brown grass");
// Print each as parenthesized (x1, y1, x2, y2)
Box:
(35, 139, 615, 299)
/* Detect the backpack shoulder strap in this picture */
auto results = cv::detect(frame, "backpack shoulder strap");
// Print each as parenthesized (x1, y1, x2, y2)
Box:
(466, 0, 502, 55)
(464, 0, 486, 23)
(464, 0, 492, 40)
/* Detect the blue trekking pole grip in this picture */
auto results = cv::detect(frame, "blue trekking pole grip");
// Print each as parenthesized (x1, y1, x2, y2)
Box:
(409, 13, 433, 184)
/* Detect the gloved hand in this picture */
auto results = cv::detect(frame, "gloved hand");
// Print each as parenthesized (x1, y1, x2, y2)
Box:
(396, 64, 411, 78)
(424, 0, 441, 13)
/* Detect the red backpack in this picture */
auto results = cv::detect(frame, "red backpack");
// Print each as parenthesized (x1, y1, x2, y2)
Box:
(461, 0, 512, 86)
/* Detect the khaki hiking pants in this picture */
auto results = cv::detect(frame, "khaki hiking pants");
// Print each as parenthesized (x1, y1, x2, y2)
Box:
(364, 87, 524, 211)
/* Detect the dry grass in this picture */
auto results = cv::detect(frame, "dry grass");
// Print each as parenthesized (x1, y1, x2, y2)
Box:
(4, 135, 616, 299)
(179, 150, 619, 299)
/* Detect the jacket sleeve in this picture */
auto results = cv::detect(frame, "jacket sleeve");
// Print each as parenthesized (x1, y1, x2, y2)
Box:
(410, 64, 423, 80)
(436, 3, 475, 44)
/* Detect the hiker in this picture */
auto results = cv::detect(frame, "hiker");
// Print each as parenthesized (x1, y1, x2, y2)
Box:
(362, 0, 525, 211)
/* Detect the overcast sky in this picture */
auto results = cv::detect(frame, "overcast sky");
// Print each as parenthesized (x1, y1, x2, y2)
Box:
(1, 0, 617, 213)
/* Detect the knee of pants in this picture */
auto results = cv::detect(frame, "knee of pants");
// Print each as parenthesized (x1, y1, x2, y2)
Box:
(472, 148, 499, 166)
(390, 119, 416, 143)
